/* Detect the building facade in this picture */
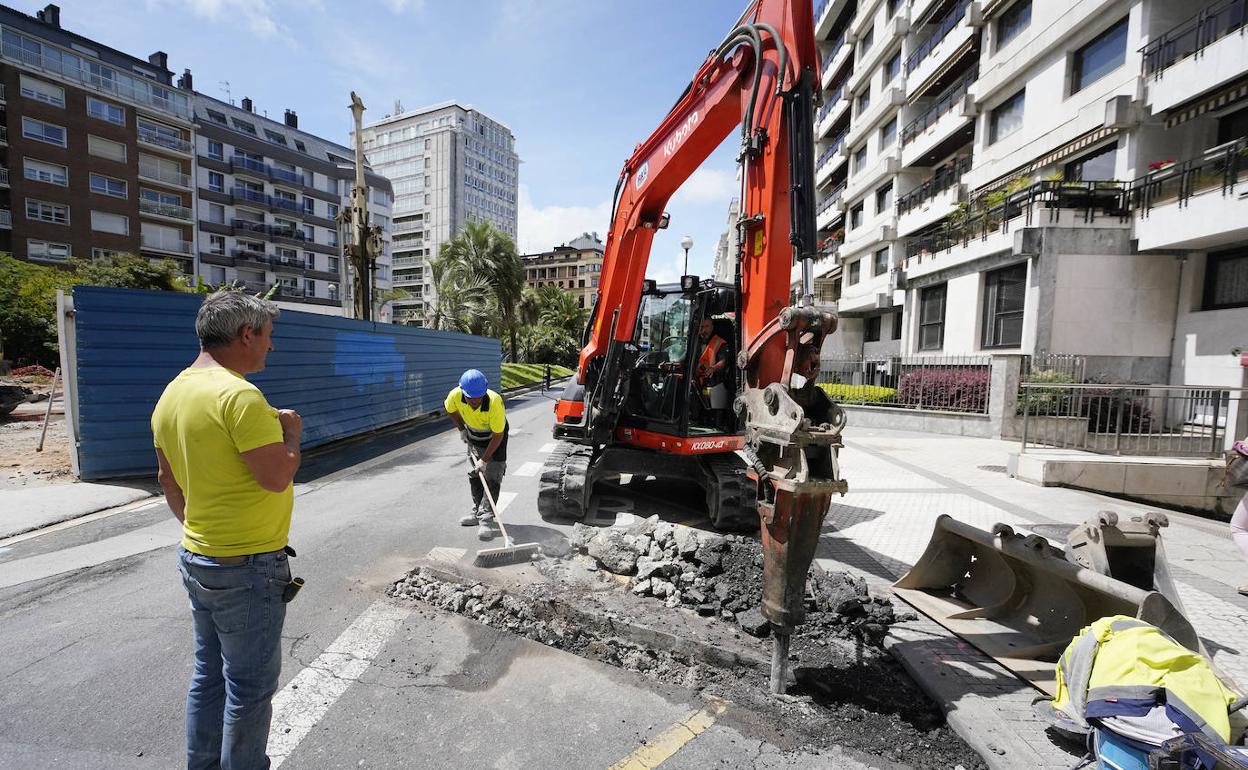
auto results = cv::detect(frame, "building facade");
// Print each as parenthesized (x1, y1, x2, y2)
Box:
(357, 102, 518, 326)
(0, 4, 196, 273)
(522, 232, 604, 308)
(193, 93, 394, 318)
(809, 0, 1248, 390)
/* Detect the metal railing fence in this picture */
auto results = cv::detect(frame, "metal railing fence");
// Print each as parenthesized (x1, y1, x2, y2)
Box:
(819, 354, 992, 413)
(1141, 0, 1248, 77)
(1019, 383, 1239, 458)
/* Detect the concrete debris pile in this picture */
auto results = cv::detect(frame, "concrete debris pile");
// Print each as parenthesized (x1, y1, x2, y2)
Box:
(568, 516, 907, 645)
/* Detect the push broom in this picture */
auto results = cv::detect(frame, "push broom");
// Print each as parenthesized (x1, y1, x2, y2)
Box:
(469, 448, 541, 567)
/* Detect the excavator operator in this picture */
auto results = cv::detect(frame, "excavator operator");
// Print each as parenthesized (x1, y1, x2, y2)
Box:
(695, 317, 728, 388)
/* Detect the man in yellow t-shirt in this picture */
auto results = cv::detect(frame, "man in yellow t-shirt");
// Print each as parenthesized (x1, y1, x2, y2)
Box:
(151, 291, 301, 770)
(445, 369, 508, 540)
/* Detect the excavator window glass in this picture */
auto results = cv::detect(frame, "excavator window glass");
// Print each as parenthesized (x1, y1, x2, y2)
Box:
(636, 293, 692, 363)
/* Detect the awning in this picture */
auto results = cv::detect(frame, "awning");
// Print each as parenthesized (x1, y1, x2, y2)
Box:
(1164, 77, 1248, 128)
(975, 125, 1120, 194)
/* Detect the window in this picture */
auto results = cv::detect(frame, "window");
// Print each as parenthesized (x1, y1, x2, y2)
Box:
(27, 239, 70, 262)
(1072, 17, 1128, 94)
(24, 158, 68, 186)
(26, 199, 68, 225)
(850, 202, 864, 229)
(83, 97, 125, 127)
(22, 117, 66, 147)
(232, 118, 257, 134)
(294, 140, 306, 153)
(89, 173, 127, 198)
(208, 235, 225, 254)
(918, 284, 946, 350)
(883, 50, 901, 84)
(327, 203, 340, 219)
(207, 171, 225, 193)
(1217, 106, 1248, 144)
(207, 140, 224, 161)
(996, 0, 1032, 49)
(847, 260, 861, 285)
(864, 315, 882, 342)
(303, 198, 315, 215)
(327, 256, 340, 272)
(141, 188, 182, 208)
(854, 144, 869, 171)
(92, 248, 122, 261)
(206, 109, 227, 125)
(303, 224, 315, 242)
(206, 202, 225, 224)
(858, 26, 874, 59)
(304, 253, 317, 270)
(856, 86, 871, 115)
(989, 89, 1025, 143)
(887, 0, 902, 17)
(892, 311, 903, 340)
(204, 266, 227, 285)
(20, 74, 64, 107)
(1203, 248, 1248, 310)
(90, 210, 128, 234)
(880, 117, 897, 149)
(982, 263, 1027, 348)
(875, 182, 893, 214)
(265, 130, 288, 146)
(1064, 142, 1117, 182)
(873, 247, 889, 276)
(89, 135, 127, 162)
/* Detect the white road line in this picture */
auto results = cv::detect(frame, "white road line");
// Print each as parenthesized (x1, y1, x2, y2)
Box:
(267, 600, 413, 767)
(514, 461, 542, 477)
(494, 491, 517, 514)
(538, 442, 557, 453)
(0, 519, 181, 589)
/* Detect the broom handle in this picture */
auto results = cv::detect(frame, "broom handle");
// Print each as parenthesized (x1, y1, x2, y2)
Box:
(469, 448, 511, 543)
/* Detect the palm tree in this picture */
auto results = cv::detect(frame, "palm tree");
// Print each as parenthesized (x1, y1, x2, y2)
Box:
(435, 222, 525, 359)
(537, 285, 590, 336)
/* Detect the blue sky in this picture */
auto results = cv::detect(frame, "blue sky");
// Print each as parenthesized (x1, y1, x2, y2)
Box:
(27, 0, 751, 282)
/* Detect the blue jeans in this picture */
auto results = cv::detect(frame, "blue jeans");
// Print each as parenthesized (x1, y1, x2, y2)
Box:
(178, 546, 290, 770)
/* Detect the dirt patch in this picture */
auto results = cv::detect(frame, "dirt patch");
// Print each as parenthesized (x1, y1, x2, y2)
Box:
(1, 378, 72, 488)
(389, 562, 987, 769)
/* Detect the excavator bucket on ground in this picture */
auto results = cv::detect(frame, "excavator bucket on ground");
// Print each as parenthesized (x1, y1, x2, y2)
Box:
(893, 514, 1201, 695)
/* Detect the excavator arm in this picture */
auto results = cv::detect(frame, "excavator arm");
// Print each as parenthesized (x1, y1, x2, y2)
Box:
(576, 0, 848, 694)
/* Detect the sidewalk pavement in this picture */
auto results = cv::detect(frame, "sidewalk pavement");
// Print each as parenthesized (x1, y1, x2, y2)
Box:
(822, 426, 1248, 770)
(0, 482, 156, 540)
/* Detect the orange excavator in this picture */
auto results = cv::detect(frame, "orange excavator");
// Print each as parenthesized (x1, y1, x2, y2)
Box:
(538, 0, 848, 693)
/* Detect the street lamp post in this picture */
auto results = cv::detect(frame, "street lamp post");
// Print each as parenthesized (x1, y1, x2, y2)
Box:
(680, 235, 693, 276)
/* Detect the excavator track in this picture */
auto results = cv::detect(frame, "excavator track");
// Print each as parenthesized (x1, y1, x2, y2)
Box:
(702, 453, 759, 532)
(537, 441, 593, 522)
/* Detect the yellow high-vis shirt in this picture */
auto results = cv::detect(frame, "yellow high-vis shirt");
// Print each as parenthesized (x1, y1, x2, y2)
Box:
(151, 366, 293, 557)
(444, 387, 506, 438)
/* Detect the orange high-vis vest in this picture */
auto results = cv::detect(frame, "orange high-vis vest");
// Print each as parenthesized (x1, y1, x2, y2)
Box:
(698, 335, 726, 384)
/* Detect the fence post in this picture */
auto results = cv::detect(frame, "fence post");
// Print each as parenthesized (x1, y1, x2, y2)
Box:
(1114, 387, 1126, 455)
(1021, 385, 1030, 454)
(1210, 391, 1222, 458)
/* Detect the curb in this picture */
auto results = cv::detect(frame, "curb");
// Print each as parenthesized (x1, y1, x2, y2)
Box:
(501, 375, 572, 398)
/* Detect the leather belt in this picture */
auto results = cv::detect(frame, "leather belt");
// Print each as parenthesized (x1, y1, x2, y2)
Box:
(200, 546, 292, 566)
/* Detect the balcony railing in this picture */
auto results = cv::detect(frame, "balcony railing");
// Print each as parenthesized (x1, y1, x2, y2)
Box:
(1127, 137, 1248, 213)
(233, 186, 267, 204)
(273, 285, 307, 298)
(818, 82, 847, 124)
(233, 248, 268, 262)
(900, 68, 977, 146)
(142, 231, 193, 254)
(0, 126, 8, 144)
(1141, 0, 1248, 77)
(906, 180, 1130, 261)
(822, 33, 847, 72)
(897, 155, 972, 215)
(0, 167, 8, 186)
(905, 0, 973, 75)
(0, 40, 191, 119)
(232, 155, 268, 174)
(0, 209, 11, 228)
(140, 199, 192, 221)
(813, 0, 831, 18)
(818, 182, 847, 215)
(270, 166, 307, 186)
(232, 219, 269, 235)
(392, 220, 424, 234)
(138, 127, 192, 154)
(269, 195, 300, 213)
(138, 161, 191, 189)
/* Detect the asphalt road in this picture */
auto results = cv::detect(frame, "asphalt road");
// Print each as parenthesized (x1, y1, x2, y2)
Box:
(0, 389, 883, 769)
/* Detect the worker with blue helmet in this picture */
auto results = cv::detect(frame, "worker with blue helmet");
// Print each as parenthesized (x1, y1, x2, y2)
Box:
(444, 369, 509, 540)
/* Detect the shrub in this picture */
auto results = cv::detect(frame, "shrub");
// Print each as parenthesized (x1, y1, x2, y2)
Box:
(817, 383, 898, 404)
(1017, 369, 1077, 416)
(897, 368, 989, 412)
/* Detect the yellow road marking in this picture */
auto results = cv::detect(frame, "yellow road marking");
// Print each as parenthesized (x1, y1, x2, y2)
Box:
(607, 697, 730, 770)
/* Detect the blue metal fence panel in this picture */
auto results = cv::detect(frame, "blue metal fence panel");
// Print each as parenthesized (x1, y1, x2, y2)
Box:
(72, 287, 501, 480)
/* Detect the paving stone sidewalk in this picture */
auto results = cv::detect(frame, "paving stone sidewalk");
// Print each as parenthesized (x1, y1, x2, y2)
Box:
(816, 427, 1248, 770)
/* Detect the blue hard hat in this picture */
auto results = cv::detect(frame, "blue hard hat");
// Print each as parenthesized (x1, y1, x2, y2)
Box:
(459, 369, 488, 398)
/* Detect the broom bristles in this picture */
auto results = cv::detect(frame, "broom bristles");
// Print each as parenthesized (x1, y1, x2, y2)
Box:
(473, 542, 541, 566)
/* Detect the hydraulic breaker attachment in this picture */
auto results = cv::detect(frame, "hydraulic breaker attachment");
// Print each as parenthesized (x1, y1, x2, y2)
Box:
(894, 515, 1200, 695)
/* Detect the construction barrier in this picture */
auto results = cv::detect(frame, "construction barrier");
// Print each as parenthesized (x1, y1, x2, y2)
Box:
(59, 286, 501, 480)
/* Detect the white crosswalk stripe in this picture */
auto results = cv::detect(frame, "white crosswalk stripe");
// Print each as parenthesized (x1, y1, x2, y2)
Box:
(539, 442, 557, 453)
(514, 461, 543, 477)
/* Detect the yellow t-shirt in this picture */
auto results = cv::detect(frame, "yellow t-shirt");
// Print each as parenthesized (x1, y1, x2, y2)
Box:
(151, 366, 293, 556)
(444, 387, 506, 438)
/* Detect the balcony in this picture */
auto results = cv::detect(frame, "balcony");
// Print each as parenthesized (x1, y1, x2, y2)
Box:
(138, 160, 191, 190)
(845, 144, 902, 202)
(0, 208, 11, 229)
(232, 219, 269, 236)
(142, 231, 193, 255)
(1142, 0, 1248, 112)
(232, 186, 267, 206)
(814, 0, 853, 40)
(0, 126, 8, 145)
(232, 154, 268, 176)
(392, 256, 424, 268)
(0, 167, 8, 187)
(268, 195, 300, 214)
(140, 199, 193, 222)
(392, 220, 424, 234)
(845, 87, 905, 148)
(820, 33, 850, 89)
(816, 83, 850, 138)
(0, 83, 6, 102)
(897, 157, 970, 236)
(817, 183, 847, 231)
(905, 0, 979, 100)
(815, 131, 849, 184)
(900, 68, 976, 164)
(138, 127, 192, 155)
(270, 166, 307, 186)
(273, 285, 307, 299)
(1129, 138, 1248, 251)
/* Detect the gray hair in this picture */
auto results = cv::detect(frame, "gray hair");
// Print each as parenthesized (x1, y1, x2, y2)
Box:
(195, 291, 280, 348)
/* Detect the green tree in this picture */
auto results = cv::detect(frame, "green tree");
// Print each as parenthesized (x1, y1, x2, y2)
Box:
(73, 253, 186, 291)
(431, 222, 525, 359)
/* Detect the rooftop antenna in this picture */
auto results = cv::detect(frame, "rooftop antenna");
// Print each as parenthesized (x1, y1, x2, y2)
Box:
(219, 80, 232, 105)
(394, 99, 404, 115)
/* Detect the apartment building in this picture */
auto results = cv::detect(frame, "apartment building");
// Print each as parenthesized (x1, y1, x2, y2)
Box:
(357, 102, 518, 326)
(808, 0, 1248, 390)
(0, 4, 196, 273)
(193, 93, 394, 317)
(522, 232, 603, 309)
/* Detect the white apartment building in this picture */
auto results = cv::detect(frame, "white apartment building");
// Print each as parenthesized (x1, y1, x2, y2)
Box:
(193, 94, 394, 319)
(809, 0, 1248, 391)
(357, 102, 519, 326)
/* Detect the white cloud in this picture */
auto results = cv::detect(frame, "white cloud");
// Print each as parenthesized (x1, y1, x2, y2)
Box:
(383, 0, 426, 13)
(517, 184, 611, 254)
(147, 0, 282, 40)
(671, 167, 738, 206)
